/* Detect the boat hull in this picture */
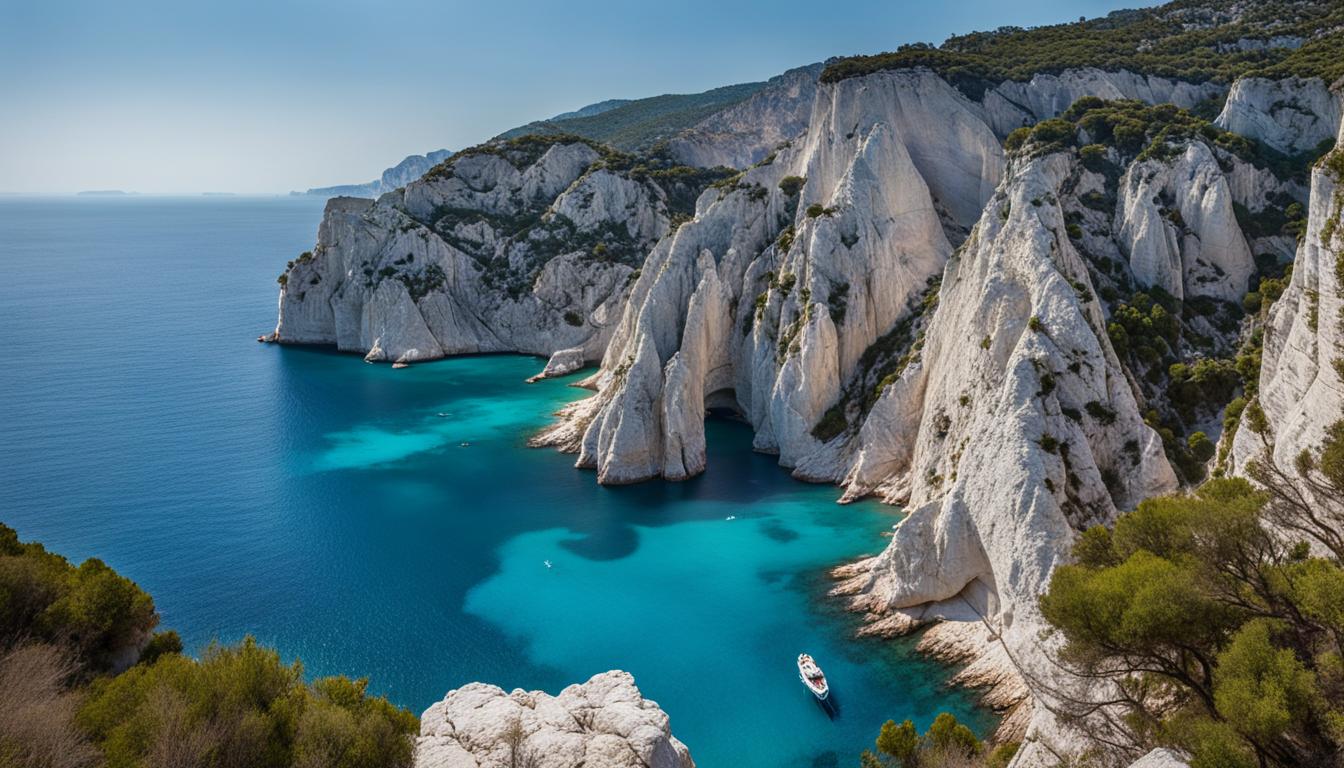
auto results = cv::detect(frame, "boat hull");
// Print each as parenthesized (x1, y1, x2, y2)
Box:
(798, 673, 829, 701)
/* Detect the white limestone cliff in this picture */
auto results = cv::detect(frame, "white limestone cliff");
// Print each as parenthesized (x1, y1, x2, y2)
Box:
(414, 671, 693, 768)
(271, 140, 668, 364)
(547, 68, 1003, 485)
(268, 59, 1340, 767)
(981, 69, 1223, 137)
(1232, 128, 1344, 474)
(833, 148, 1178, 761)
(1215, 76, 1342, 156)
(1114, 142, 1254, 302)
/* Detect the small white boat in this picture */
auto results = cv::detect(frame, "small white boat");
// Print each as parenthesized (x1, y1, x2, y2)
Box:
(543, 560, 553, 569)
(797, 653, 829, 701)
(725, 515, 736, 521)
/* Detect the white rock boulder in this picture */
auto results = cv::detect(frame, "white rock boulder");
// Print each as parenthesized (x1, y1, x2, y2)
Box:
(414, 671, 693, 768)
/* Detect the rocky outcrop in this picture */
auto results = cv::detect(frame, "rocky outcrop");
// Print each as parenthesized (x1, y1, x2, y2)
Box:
(667, 64, 823, 168)
(834, 146, 1177, 764)
(414, 671, 692, 768)
(544, 68, 1003, 485)
(528, 347, 588, 382)
(1114, 141, 1254, 302)
(1215, 76, 1341, 155)
(548, 66, 1275, 491)
(980, 69, 1223, 137)
(271, 139, 670, 364)
(1233, 129, 1344, 473)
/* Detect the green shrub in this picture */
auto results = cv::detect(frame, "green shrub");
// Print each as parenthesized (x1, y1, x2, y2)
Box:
(1039, 451, 1344, 768)
(79, 638, 417, 768)
(0, 524, 419, 768)
(811, 404, 849, 442)
(1188, 431, 1216, 463)
(1079, 143, 1109, 171)
(1004, 127, 1031, 153)
(823, 4, 1344, 91)
(563, 310, 583, 327)
(1085, 400, 1117, 425)
(0, 523, 157, 674)
(778, 176, 805, 197)
(827, 283, 850, 325)
(863, 712, 982, 768)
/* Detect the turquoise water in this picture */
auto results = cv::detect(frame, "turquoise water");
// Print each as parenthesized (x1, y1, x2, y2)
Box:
(0, 196, 992, 767)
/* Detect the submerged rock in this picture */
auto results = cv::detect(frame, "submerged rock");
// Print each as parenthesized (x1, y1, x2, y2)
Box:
(414, 671, 693, 768)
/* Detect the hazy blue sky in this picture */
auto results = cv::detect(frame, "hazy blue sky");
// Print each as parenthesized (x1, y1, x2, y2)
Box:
(1, 0, 1153, 194)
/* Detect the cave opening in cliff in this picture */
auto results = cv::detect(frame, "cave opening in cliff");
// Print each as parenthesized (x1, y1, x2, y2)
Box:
(705, 387, 746, 422)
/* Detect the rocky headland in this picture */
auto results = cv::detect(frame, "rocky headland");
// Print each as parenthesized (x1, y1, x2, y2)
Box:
(268, 1, 1344, 765)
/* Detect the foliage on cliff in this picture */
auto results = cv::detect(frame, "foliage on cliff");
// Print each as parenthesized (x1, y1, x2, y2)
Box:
(0, 523, 417, 768)
(821, 0, 1344, 95)
(860, 712, 1017, 768)
(496, 81, 766, 152)
(1007, 97, 1331, 180)
(0, 526, 157, 676)
(1040, 417, 1344, 767)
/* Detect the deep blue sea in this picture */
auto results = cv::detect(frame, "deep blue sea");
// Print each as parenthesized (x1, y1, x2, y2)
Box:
(0, 196, 991, 767)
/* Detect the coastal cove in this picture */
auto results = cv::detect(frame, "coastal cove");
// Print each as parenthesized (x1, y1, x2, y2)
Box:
(0, 196, 993, 767)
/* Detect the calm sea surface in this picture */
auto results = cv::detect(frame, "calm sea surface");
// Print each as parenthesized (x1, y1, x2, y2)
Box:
(0, 195, 991, 767)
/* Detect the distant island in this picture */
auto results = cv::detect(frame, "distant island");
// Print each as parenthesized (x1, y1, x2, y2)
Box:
(77, 190, 135, 196)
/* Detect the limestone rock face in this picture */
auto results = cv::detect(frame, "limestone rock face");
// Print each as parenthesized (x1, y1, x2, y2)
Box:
(549, 68, 1002, 485)
(834, 149, 1176, 763)
(667, 64, 823, 169)
(269, 63, 1339, 766)
(552, 67, 1275, 491)
(414, 671, 693, 768)
(273, 140, 668, 363)
(1216, 76, 1342, 155)
(981, 69, 1223, 137)
(1127, 749, 1190, 768)
(529, 347, 588, 382)
(1233, 131, 1344, 474)
(1115, 142, 1255, 302)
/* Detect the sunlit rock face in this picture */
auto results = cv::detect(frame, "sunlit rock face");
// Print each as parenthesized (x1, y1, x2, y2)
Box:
(1233, 125, 1344, 476)
(540, 68, 1003, 485)
(414, 671, 693, 768)
(272, 140, 668, 365)
(1216, 76, 1342, 155)
(271, 51, 1342, 766)
(981, 68, 1224, 137)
